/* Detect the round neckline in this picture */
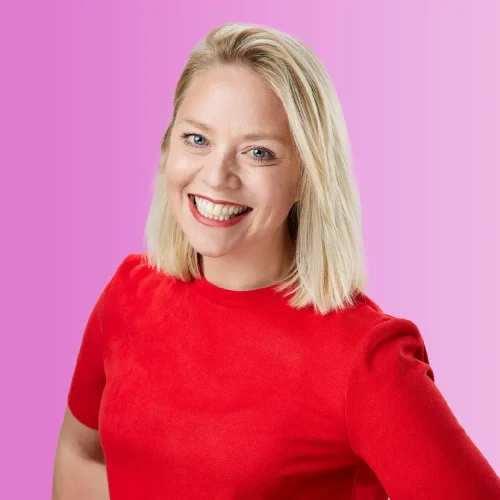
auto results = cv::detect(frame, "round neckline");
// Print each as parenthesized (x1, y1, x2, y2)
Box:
(190, 273, 290, 307)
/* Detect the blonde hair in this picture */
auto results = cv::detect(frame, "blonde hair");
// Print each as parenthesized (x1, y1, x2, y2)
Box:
(144, 22, 368, 315)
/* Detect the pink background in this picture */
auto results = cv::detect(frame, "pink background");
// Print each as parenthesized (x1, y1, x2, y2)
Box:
(1, 0, 498, 496)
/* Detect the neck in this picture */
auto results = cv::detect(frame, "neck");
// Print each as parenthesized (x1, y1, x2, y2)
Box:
(199, 229, 295, 291)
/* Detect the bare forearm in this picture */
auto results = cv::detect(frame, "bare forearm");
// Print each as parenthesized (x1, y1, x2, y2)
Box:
(52, 445, 110, 500)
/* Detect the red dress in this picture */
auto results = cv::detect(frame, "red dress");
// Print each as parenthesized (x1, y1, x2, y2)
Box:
(67, 253, 500, 499)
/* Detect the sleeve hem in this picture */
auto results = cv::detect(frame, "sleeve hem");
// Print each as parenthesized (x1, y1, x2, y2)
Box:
(67, 393, 100, 430)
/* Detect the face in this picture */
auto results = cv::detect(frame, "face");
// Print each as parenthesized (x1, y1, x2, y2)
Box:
(165, 64, 301, 261)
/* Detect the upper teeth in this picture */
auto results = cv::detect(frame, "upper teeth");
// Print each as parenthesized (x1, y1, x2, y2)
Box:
(193, 195, 249, 220)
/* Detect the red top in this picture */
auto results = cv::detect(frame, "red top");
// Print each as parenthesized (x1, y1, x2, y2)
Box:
(67, 253, 500, 499)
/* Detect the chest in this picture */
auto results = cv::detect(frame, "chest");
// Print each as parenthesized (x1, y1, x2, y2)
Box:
(98, 307, 353, 490)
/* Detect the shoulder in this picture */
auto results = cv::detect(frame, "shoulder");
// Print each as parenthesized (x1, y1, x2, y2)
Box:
(325, 290, 390, 339)
(111, 252, 151, 281)
(340, 293, 431, 379)
(355, 291, 422, 343)
(105, 252, 178, 312)
(326, 291, 424, 360)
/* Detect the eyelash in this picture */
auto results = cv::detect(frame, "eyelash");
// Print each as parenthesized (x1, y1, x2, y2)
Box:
(180, 133, 276, 163)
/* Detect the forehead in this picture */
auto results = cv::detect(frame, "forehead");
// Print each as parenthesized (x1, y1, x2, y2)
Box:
(177, 65, 291, 137)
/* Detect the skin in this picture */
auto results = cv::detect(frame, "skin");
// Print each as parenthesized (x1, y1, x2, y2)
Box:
(166, 64, 301, 290)
(52, 407, 109, 499)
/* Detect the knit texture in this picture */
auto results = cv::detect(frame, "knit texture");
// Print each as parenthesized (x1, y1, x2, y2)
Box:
(67, 253, 500, 499)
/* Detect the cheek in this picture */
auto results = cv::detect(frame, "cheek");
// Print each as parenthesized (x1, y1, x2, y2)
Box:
(165, 160, 189, 215)
(254, 173, 297, 216)
(165, 154, 196, 189)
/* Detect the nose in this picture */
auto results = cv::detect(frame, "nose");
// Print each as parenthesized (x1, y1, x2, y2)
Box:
(201, 151, 241, 190)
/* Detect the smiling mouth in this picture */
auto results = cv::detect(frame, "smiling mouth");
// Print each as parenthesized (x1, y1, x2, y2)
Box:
(188, 194, 252, 221)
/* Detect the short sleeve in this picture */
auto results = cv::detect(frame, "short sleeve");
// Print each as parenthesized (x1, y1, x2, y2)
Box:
(344, 316, 500, 499)
(67, 277, 113, 430)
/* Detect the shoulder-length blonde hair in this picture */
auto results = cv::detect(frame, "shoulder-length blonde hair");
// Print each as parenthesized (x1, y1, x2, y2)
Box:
(144, 22, 368, 315)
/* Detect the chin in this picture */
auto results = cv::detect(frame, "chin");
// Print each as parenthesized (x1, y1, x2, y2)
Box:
(196, 249, 227, 259)
(188, 237, 237, 259)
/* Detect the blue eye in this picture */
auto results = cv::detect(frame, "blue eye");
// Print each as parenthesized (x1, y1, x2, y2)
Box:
(251, 148, 271, 161)
(180, 132, 276, 164)
(182, 133, 206, 146)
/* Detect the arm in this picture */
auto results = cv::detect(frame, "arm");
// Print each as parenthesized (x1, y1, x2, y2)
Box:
(344, 316, 500, 500)
(52, 407, 109, 500)
(53, 269, 116, 499)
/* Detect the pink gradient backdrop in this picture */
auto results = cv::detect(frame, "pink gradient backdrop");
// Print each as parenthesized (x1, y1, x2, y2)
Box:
(1, 0, 498, 496)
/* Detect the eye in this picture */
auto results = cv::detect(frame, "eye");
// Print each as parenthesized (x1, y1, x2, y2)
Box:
(180, 132, 276, 164)
(248, 147, 276, 163)
(181, 133, 206, 148)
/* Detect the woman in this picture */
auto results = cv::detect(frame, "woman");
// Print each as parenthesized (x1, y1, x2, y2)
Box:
(53, 22, 500, 499)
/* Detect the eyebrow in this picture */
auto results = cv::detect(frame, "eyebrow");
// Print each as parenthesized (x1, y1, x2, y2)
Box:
(179, 116, 288, 145)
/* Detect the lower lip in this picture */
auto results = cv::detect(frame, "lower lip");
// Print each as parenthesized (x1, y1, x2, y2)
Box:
(188, 196, 252, 228)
